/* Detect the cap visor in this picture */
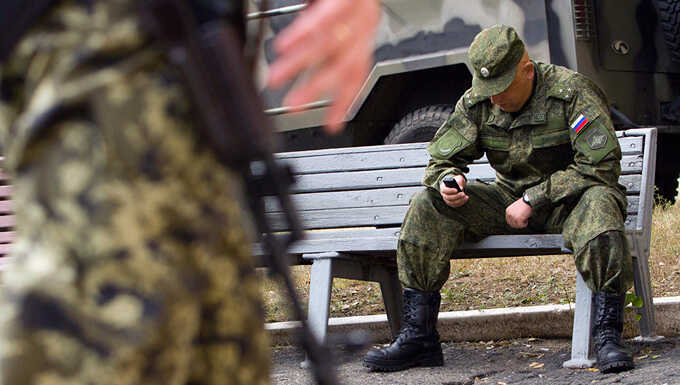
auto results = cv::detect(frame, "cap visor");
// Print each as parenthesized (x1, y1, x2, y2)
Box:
(471, 66, 518, 97)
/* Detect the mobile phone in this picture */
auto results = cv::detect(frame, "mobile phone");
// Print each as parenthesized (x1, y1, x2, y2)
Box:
(442, 175, 461, 192)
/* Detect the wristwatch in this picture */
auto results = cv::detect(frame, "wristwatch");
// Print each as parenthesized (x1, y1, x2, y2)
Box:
(522, 191, 532, 207)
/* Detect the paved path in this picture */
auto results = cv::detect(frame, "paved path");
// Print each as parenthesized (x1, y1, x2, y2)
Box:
(271, 337, 680, 384)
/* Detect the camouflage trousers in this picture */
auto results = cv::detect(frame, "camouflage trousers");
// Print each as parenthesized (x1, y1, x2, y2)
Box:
(0, 66, 270, 385)
(397, 181, 633, 295)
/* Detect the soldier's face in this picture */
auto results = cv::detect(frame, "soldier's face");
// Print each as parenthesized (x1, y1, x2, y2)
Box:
(490, 60, 534, 112)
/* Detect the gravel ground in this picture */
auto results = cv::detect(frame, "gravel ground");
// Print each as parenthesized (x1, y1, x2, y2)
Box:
(271, 337, 680, 385)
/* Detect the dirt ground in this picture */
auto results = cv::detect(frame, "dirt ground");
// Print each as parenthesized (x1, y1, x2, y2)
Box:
(271, 337, 680, 385)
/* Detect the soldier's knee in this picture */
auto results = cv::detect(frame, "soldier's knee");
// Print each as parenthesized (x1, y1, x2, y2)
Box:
(580, 185, 620, 204)
(408, 188, 439, 211)
(578, 185, 626, 214)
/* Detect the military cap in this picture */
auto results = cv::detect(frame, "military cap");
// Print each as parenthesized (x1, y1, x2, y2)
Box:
(468, 25, 526, 97)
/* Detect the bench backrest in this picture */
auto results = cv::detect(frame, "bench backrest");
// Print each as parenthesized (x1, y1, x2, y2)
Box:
(270, 129, 656, 236)
(0, 129, 658, 261)
(0, 165, 14, 258)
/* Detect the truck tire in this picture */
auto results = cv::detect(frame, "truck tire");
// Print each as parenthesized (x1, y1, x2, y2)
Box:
(656, 0, 680, 63)
(655, 133, 680, 203)
(384, 105, 454, 144)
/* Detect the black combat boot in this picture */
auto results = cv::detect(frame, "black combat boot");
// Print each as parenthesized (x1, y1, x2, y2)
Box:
(363, 288, 443, 371)
(593, 292, 634, 373)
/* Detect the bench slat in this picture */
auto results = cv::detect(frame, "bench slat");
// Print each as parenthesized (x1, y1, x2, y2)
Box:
(259, 228, 642, 258)
(278, 137, 643, 174)
(0, 232, 16, 243)
(268, 187, 641, 215)
(0, 215, 15, 228)
(0, 186, 12, 199)
(617, 136, 646, 155)
(256, 230, 568, 258)
(267, 186, 420, 212)
(296, 155, 642, 189)
(263, 230, 400, 257)
(0, 244, 12, 257)
(621, 156, 644, 175)
(268, 199, 640, 231)
(293, 167, 428, 193)
(291, 166, 642, 194)
(0, 200, 12, 214)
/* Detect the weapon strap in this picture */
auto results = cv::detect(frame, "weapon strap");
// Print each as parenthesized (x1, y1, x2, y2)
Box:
(0, 0, 55, 62)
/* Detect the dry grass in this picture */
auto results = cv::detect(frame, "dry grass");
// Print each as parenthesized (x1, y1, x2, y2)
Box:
(262, 195, 680, 323)
(648, 197, 680, 296)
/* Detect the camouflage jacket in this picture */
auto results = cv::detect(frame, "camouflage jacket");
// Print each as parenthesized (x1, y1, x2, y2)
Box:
(424, 61, 625, 211)
(0, 0, 244, 173)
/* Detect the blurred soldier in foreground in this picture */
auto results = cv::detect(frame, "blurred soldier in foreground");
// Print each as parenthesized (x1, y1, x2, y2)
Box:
(364, 25, 634, 374)
(0, 0, 379, 384)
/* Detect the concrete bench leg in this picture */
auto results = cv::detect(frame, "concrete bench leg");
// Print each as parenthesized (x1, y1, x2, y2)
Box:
(563, 272, 596, 368)
(374, 267, 402, 339)
(307, 257, 334, 344)
(299, 256, 334, 369)
(630, 238, 662, 342)
(305, 252, 403, 344)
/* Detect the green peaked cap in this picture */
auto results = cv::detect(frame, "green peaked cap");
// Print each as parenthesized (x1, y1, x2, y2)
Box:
(469, 24, 526, 97)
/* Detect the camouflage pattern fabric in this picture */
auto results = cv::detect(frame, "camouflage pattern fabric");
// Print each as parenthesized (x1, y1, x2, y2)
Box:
(468, 24, 526, 98)
(0, 1, 270, 384)
(399, 61, 633, 295)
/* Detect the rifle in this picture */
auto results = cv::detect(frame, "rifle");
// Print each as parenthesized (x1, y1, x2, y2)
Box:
(139, 1, 339, 385)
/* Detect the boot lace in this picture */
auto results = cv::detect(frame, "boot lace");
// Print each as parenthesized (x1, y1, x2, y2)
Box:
(594, 294, 624, 347)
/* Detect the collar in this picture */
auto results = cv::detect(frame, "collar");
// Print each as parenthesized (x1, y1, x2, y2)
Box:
(509, 61, 548, 129)
(486, 61, 548, 130)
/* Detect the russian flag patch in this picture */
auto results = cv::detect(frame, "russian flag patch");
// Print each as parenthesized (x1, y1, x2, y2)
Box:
(570, 114, 589, 133)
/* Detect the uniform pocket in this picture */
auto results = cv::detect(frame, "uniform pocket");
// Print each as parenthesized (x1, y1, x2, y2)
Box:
(531, 120, 571, 148)
(479, 136, 511, 173)
(479, 135, 511, 151)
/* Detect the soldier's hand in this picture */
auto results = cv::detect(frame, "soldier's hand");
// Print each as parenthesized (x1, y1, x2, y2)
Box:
(267, 0, 381, 134)
(440, 175, 468, 208)
(506, 198, 532, 228)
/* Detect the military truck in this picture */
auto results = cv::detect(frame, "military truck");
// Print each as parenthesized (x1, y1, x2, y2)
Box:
(250, 0, 680, 201)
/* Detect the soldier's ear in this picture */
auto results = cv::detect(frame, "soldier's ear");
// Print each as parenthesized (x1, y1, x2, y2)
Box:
(523, 61, 535, 81)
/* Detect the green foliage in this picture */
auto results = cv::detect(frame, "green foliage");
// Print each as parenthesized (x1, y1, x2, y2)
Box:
(625, 292, 643, 321)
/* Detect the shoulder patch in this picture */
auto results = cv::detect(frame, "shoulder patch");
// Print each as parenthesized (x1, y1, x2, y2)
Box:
(583, 126, 608, 150)
(569, 105, 601, 137)
(573, 117, 617, 164)
(570, 114, 589, 134)
(428, 127, 471, 160)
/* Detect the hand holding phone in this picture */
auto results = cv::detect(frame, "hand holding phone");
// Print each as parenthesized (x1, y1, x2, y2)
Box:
(442, 175, 461, 192)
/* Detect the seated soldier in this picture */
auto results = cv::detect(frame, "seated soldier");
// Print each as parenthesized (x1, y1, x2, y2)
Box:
(363, 25, 634, 374)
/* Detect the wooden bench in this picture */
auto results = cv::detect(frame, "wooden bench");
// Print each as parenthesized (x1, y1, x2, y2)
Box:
(262, 127, 660, 368)
(0, 164, 14, 269)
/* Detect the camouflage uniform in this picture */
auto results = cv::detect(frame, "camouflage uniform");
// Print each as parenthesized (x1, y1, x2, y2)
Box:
(398, 27, 633, 296)
(0, 1, 270, 384)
